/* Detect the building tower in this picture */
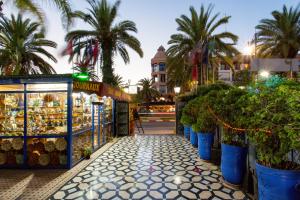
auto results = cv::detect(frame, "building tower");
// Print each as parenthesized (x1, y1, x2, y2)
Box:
(151, 46, 167, 94)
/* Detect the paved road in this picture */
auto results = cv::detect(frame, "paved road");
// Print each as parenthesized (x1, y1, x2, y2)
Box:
(50, 135, 249, 200)
(135, 121, 175, 135)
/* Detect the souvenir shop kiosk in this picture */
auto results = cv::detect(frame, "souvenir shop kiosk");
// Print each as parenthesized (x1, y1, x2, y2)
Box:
(0, 75, 131, 169)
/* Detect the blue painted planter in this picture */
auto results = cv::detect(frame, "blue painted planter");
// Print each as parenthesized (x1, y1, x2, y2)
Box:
(221, 144, 247, 185)
(190, 129, 198, 147)
(256, 162, 300, 200)
(197, 133, 214, 160)
(183, 126, 190, 140)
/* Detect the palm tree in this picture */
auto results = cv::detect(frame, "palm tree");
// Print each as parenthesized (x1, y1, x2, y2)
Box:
(0, 14, 57, 75)
(256, 4, 300, 58)
(111, 74, 124, 88)
(11, 0, 72, 28)
(137, 78, 160, 103)
(65, 0, 143, 84)
(167, 56, 192, 92)
(167, 4, 239, 85)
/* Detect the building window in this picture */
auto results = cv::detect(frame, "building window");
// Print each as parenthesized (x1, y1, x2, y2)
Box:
(160, 74, 166, 83)
(220, 64, 230, 70)
(159, 63, 165, 71)
(152, 64, 159, 72)
(154, 76, 158, 83)
(159, 86, 166, 94)
(235, 63, 241, 70)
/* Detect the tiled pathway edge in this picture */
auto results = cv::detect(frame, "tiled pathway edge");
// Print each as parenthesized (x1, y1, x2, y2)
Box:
(50, 135, 249, 200)
(0, 138, 119, 200)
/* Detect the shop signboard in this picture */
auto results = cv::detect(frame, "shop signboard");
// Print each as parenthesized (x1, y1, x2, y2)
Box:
(73, 81, 131, 101)
(73, 81, 102, 96)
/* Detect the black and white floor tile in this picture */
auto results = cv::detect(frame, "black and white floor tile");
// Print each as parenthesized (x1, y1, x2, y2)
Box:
(50, 135, 249, 200)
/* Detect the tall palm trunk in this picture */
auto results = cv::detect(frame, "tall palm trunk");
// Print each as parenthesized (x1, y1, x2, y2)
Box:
(102, 42, 113, 83)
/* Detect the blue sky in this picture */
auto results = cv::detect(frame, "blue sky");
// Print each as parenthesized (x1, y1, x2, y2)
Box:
(6, 0, 299, 84)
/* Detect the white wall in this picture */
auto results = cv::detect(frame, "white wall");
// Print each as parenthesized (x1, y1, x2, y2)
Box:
(250, 59, 299, 72)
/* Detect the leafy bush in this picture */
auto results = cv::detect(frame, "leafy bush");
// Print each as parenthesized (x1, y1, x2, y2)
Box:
(192, 97, 216, 133)
(180, 97, 200, 126)
(178, 82, 231, 102)
(207, 88, 247, 146)
(241, 81, 300, 169)
(180, 83, 231, 132)
(233, 69, 253, 86)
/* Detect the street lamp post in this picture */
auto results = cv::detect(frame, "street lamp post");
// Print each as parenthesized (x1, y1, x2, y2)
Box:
(174, 86, 181, 135)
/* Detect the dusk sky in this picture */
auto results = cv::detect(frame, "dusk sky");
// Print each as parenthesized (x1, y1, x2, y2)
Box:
(6, 0, 299, 84)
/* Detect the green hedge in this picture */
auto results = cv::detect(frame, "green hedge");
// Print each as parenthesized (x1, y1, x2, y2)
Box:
(180, 78, 300, 170)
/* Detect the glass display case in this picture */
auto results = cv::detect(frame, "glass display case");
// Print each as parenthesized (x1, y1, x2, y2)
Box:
(27, 92, 68, 136)
(0, 93, 24, 137)
(102, 97, 113, 140)
(72, 92, 92, 133)
(0, 76, 129, 169)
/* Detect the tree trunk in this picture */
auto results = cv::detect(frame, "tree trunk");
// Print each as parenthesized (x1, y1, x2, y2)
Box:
(102, 43, 113, 84)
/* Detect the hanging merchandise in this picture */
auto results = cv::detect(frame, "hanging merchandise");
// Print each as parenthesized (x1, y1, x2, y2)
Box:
(83, 39, 94, 66)
(93, 40, 99, 65)
(61, 39, 73, 56)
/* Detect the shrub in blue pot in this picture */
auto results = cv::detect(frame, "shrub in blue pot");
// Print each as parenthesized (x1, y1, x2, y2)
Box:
(180, 98, 201, 143)
(240, 81, 300, 199)
(220, 130, 247, 185)
(179, 83, 232, 141)
(197, 132, 214, 160)
(207, 88, 248, 185)
(192, 96, 217, 161)
(180, 110, 192, 140)
(190, 128, 198, 147)
(183, 126, 190, 140)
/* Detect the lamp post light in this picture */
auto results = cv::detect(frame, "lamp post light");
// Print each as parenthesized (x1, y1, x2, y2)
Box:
(259, 70, 270, 79)
(174, 86, 181, 94)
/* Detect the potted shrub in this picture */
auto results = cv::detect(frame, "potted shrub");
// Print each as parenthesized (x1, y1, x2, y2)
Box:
(208, 88, 248, 185)
(181, 98, 200, 146)
(180, 83, 231, 145)
(242, 81, 300, 200)
(180, 111, 192, 140)
(192, 96, 216, 161)
(83, 147, 92, 159)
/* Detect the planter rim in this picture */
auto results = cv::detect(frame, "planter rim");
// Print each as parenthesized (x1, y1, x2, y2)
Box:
(221, 143, 247, 149)
(196, 132, 214, 135)
(255, 161, 300, 173)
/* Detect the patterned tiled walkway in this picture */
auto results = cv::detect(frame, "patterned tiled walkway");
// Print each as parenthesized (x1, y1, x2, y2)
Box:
(50, 135, 249, 200)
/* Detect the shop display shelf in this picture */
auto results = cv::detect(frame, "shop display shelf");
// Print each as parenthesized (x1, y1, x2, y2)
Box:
(26, 135, 67, 138)
(0, 135, 24, 138)
(73, 127, 92, 136)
